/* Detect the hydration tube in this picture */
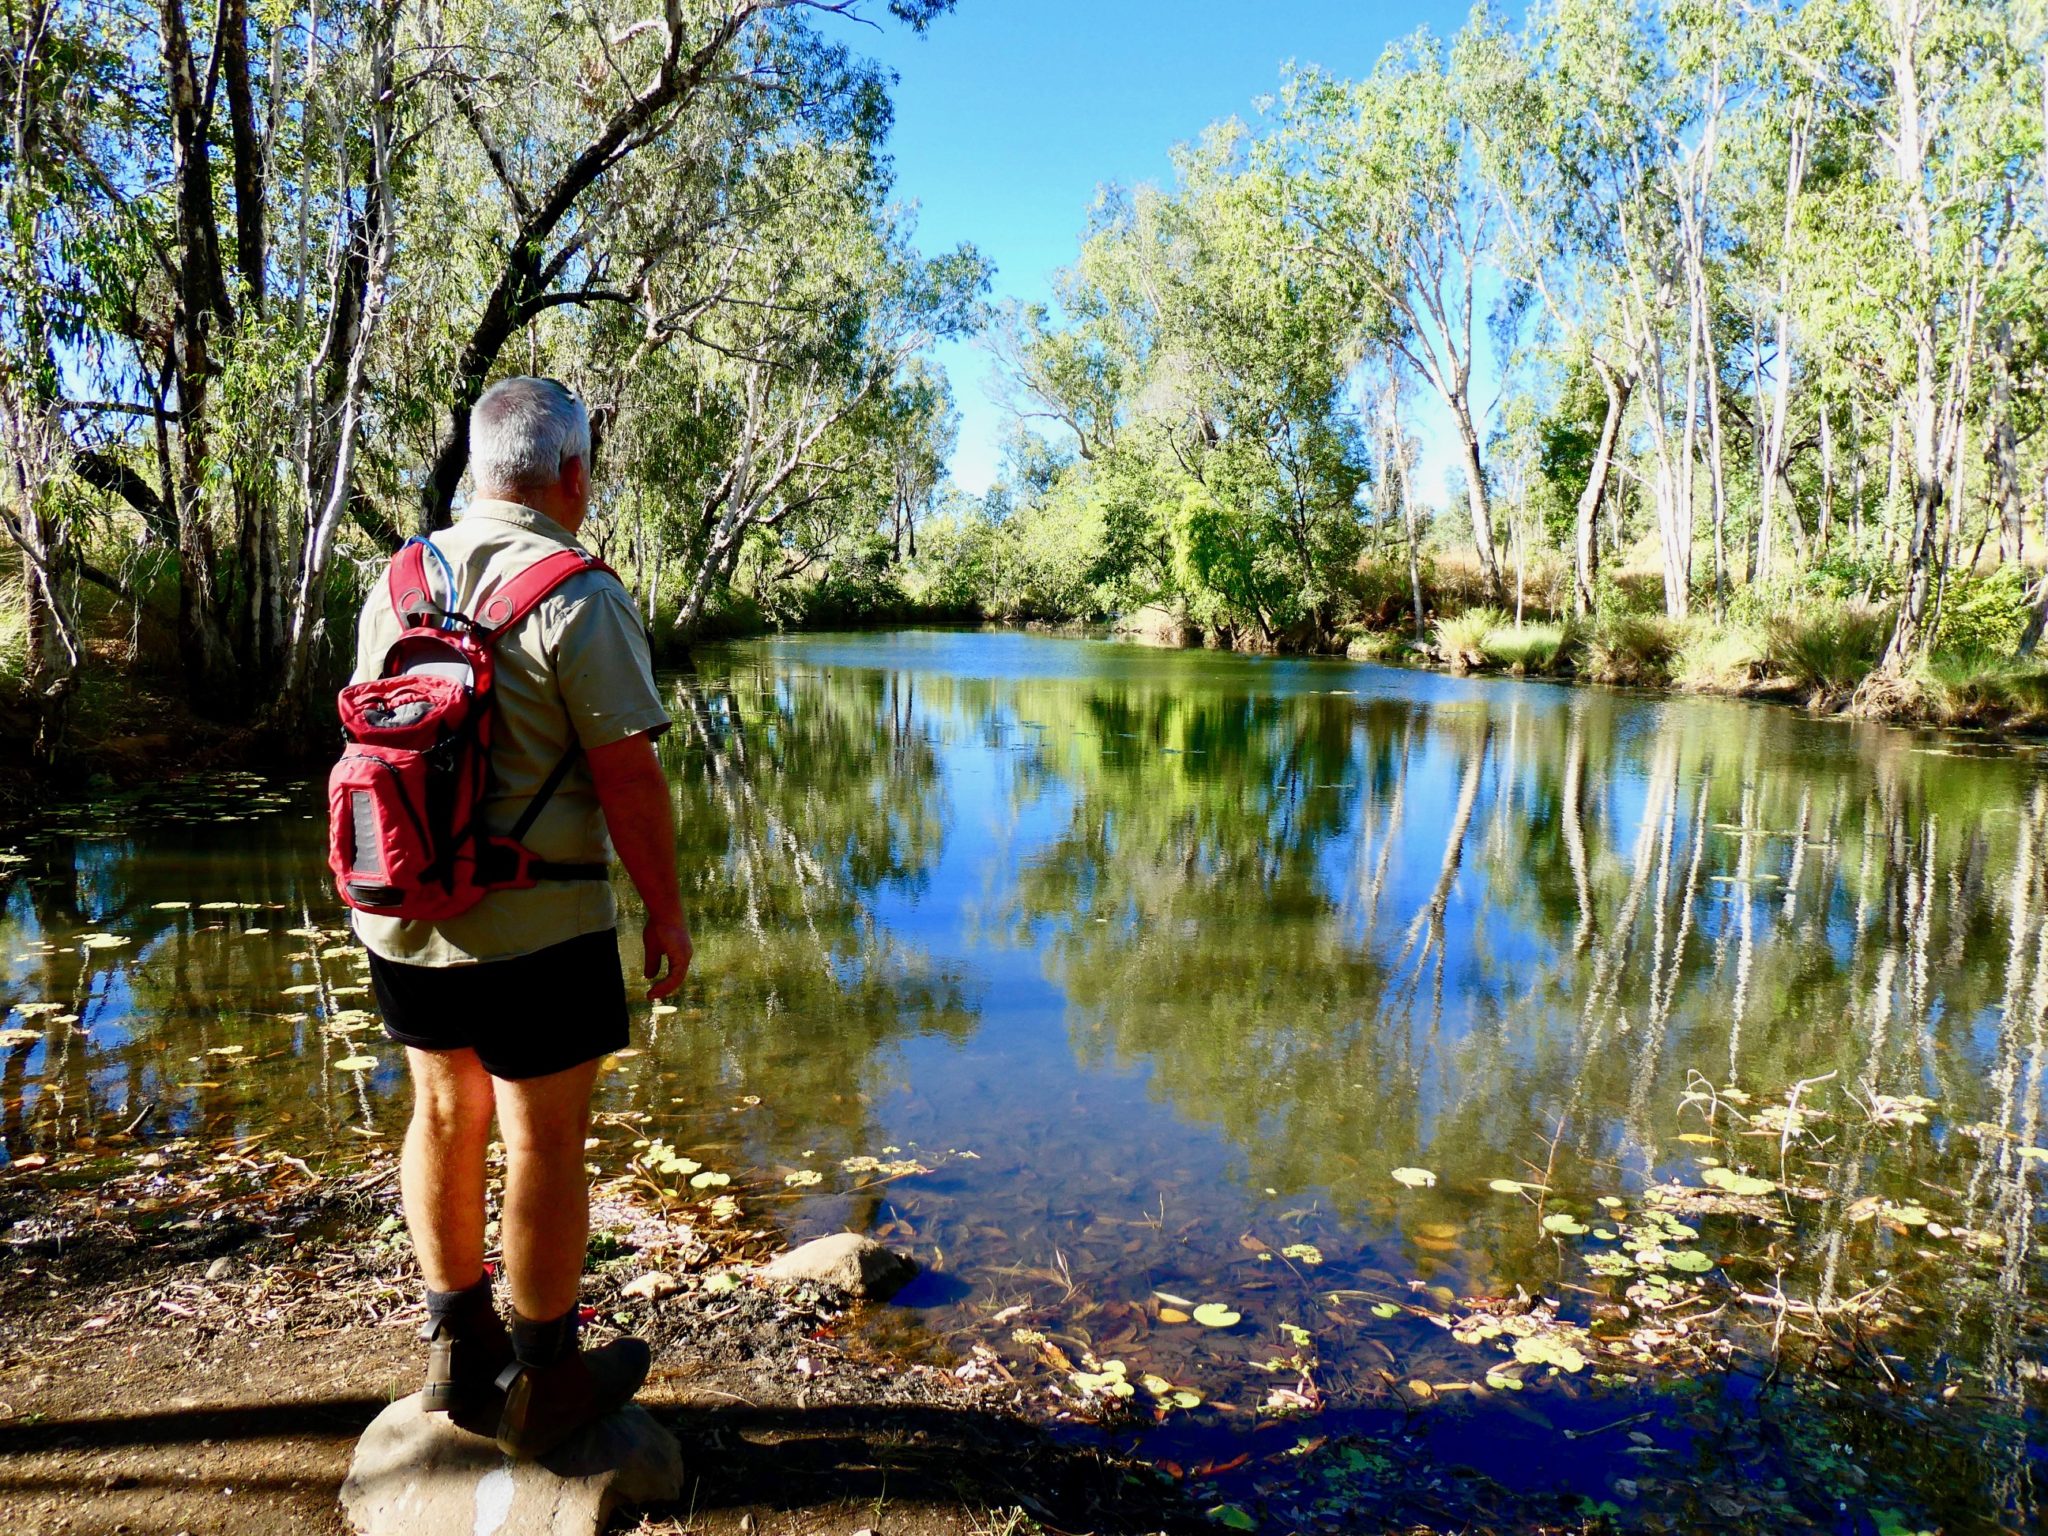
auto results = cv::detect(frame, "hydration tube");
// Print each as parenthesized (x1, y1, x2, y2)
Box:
(405, 535, 462, 627)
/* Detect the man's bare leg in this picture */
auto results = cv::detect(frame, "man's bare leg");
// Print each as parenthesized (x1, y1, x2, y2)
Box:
(489, 1055, 648, 1457)
(494, 1056, 603, 1321)
(400, 1046, 495, 1290)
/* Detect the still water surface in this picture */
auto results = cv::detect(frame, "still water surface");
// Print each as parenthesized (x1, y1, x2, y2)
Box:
(5, 630, 2046, 1529)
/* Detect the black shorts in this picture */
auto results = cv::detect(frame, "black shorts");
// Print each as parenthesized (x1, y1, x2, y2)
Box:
(368, 927, 630, 1081)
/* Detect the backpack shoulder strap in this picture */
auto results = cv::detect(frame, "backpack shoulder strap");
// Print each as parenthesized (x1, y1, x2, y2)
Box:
(386, 539, 439, 627)
(473, 549, 618, 641)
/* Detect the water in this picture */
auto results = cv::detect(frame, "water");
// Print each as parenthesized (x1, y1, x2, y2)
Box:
(5, 630, 2046, 1530)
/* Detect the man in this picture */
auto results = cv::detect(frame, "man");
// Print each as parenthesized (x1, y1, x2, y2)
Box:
(351, 376, 692, 1458)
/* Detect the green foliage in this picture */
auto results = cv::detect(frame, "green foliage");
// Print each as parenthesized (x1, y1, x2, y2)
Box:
(1764, 602, 1893, 698)
(1434, 606, 1506, 666)
(1483, 621, 1567, 673)
(1916, 651, 2048, 729)
(1344, 558, 1424, 631)
(1582, 610, 1681, 687)
(1672, 624, 1765, 692)
(1933, 566, 2031, 661)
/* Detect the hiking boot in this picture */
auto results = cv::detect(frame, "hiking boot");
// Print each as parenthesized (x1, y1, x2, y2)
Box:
(419, 1282, 515, 1438)
(492, 1337, 652, 1461)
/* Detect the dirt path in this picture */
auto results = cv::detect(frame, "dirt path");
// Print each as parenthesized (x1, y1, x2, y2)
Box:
(0, 1156, 1188, 1536)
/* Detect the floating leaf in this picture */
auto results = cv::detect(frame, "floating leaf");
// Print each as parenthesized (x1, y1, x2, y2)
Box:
(784, 1169, 823, 1187)
(152, 901, 191, 911)
(1513, 1335, 1587, 1372)
(1210, 1506, 1257, 1532)
(282, 984, 320, 996)
(1157, 1307, 1190, 1324)
(1701, 1166, 1776, 1197)
(1666, 1249, 1714, 1273)
(0, 1027, 42, 1047)
(78, 933, 130, 950)
(1484, 1369, 1524, 1391)
(1278, 1322, 1312, 1347)
(1391, 1167, 1437, 1188)
(1192, 1303, 1241, 1328)
(334, 1055, 377, 1071)
(1370, 1302, 1401, 1319)
(1280, 1243, 1324, 1265)
(689, 1170, 731, 1189)
(1542, 1213, 1589, 1236)
(1488, 1178, 1530, 1194)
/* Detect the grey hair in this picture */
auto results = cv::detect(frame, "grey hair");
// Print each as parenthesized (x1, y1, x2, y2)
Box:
(469, 377, 590, 493)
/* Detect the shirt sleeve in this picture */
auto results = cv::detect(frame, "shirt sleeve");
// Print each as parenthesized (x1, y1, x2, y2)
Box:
(351, 589, 393, 685)
(550, 578, 671, 749)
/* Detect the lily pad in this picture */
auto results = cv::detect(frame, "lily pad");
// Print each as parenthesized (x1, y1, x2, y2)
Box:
(1513, 1334, 1587, 1372)
(334, 1055, 377, 1071)
(1280, 1242, 1324, 1264)
(1192, 1303, 1241, 1328)
(1701, 1166, 1777, 1197)
(1541, 1213, 1589, 1236)
(1370, 1302, 1401, 1319)
(1666, 1248, 1714, 1273)
(1391, 1166, 1437, 1188)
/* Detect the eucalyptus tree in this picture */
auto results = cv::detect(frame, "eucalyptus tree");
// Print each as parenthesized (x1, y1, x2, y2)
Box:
(5, 0, 960, 729)
(1054, 130, 1370, 643)
(1787, 0, 2033, 669)
(1270, 13, 1514, 600)
(1468, 2, 1642, 616)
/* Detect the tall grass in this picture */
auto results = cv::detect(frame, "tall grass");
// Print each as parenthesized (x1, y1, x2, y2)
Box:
(1433, 606, 1504, 670)
(1483, 621, 1567, 673)
(1581, 611, 1681, 686)
(1917, 650, 2048, 728)
(1672, 624, 1764, 692)
(1764, 601, 1891, 701)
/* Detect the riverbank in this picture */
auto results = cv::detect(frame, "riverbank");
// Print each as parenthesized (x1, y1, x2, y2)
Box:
(0, 1141, 1191, 1536)
(1107, 598, 2048, 736)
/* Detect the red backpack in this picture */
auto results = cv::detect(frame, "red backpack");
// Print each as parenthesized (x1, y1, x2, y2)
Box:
(328, 536, 618, 921)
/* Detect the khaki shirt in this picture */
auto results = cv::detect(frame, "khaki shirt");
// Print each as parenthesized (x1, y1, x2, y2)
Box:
(349, 499, 670, 967)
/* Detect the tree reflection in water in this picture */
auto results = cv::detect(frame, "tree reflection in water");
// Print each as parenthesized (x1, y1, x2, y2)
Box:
(2, 635, 2044, 1528)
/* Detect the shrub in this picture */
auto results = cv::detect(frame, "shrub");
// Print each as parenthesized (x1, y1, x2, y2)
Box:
(1434, 606, 1505, 670)
(1918, 651, 2048, 728)
(1582, 610, 1681, 686)
(1764, 600, 1891, 700)
(1933, 565, 2032, 659)
(1344, 628, 1408, 663)
(1672, 623, 1765, 693)
(1344, 556, 1424, 631)
(1482, 621, 1567, 674)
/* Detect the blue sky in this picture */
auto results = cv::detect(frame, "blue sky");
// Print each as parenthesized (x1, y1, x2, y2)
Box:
(835, 0, 1495, 497)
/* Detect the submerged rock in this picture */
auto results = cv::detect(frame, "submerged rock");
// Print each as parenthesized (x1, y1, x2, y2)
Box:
(759, 1232, 917, 1299)
(340, 1393, 681, 1536)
